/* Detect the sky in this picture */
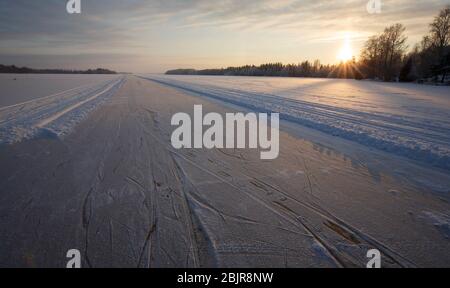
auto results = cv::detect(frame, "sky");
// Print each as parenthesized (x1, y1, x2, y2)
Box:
(0, 0, 448, 73)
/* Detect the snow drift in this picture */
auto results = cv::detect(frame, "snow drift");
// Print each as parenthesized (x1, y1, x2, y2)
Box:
(140, 75, 450, 170)
(0, 76, 125, 144)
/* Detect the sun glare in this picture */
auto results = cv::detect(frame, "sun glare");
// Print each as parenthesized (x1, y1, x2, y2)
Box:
(337, 35, 353, 62)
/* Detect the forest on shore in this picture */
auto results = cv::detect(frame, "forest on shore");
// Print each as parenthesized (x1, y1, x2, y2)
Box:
(167, 7, 450, 84)
(0, 64, 117, 75)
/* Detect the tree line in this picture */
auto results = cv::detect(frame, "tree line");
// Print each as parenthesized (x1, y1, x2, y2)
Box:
(166, 60, 362, 79)
(0, 64, 117, 75)
(167, 6, 450, 84)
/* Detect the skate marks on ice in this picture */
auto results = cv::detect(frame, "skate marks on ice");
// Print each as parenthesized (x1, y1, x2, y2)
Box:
(0, 76, 449, 267)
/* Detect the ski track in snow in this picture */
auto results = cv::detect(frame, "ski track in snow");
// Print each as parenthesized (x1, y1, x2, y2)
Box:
(140, 75, 450, 170)
(0, 76, 125, 144)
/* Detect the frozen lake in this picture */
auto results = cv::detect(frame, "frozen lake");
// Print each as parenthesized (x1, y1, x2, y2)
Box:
(0, 75, 449, 267)
(142, 75, 450, 170)
(0, 74, 120, 107)
(0, 74, 124, 144)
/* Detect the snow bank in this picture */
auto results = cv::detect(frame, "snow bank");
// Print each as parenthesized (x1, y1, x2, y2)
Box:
(0, 76, 124, 144)
(141, 75, 450, 170)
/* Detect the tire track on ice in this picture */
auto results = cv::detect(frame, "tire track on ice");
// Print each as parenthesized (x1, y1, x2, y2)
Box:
(36, 79, 123, 128)
(0, 77, 125, 144)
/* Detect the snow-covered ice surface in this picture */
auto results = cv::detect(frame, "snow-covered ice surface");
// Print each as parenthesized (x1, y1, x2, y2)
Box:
(421, 211, 450, 239)
(0, 76, 449, 268)
(0, 74, 121, 107)
(0, 75, 125, 144)
(141, 75, 450, 170)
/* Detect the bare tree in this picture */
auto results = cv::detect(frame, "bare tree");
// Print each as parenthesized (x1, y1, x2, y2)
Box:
(430, 6, 450, 82)
(360, 35, 382, 78)
(360, 24, 408, 81)
(382, 24, 408, 81)
(430, 6, 450, 57)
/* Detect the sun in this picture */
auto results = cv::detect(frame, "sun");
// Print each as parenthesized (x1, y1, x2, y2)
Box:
(337, 36, 353, 62)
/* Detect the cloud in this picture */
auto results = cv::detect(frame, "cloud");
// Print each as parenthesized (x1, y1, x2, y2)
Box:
(0, 0, 447, 71)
